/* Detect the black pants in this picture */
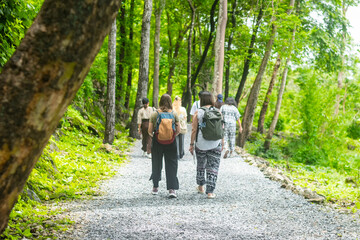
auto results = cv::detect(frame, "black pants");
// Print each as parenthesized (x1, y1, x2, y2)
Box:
(176, 134, 185, 160)
(150, 138, 179, 190)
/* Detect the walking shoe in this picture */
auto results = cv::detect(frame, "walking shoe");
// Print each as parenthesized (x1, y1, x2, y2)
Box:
(142, 151, 146, 157)
(223, 150, 229, 159)
(146, 153, 151, 159)
(229, 151, 236, 158)
(207, 193, 216, 199)
(152, 187, 159, 195)
(196, 185, 205, 194)
(169, 189, 177, 198)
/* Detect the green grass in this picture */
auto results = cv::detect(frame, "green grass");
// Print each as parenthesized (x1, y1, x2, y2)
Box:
(1, 106, 133, 239)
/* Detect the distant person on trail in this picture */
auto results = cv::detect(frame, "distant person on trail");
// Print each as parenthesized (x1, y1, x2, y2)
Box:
(220, 97, 242, 159)
(214, 94, 224, 109)
(148, 94, 180, 198)
(189, 91, 224, 199)
(173, 96, 188, 160)
(190, 91, 204, 120)
(137, 97, 155, 158)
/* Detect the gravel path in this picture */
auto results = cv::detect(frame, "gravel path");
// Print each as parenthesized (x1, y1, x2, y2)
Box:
(59, 125, 359, 239)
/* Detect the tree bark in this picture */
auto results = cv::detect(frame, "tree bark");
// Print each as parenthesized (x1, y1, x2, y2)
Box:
(225, 0, 237, 100)
(235, 7, 263, 104)
(186, 0, 196, 121)
(129, 0, 153, 138)
(0, 0, 121, 234)
(125, 0, 135, 110)
(117, 3, 126, 104)
(257, 54, 281, 134)
(239, 21, 278, 147)
(239, 0, 295, 147)
(104, 19, 117, 144)
(213, 0, 227, 95)
(153, 0, 164, 108)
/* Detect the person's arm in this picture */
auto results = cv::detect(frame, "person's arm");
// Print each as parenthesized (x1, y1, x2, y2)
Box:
(148, 122, 154, 137)
(137, 108, 142, 134)
(174, 113, 180, 136)
(138, 124, 141, 134)
(237, 118, 242, 133)
(189, 113, 198, 155)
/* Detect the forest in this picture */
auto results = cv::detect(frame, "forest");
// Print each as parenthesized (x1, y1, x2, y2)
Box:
(0, 0, 360, 238)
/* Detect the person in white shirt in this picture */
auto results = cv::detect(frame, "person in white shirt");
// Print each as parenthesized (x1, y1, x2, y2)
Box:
(173, 96, 187, 160)
(190, 91, 204, 118)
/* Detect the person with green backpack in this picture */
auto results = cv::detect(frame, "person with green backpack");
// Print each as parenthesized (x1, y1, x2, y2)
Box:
(189, 91, 224, 199)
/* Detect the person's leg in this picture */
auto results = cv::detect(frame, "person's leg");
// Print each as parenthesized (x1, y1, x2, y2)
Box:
(195, 148, 207, 187)
(141, 122, 148, 153)
(229, 123, 236, 153)
(223, 124, 230, 158)
(175, 135, 180, 160)
(163, 140, 179, 190)
(205, 146, 221, 194)
(150, 139, 163, 188)
(179, 134, 185, 159)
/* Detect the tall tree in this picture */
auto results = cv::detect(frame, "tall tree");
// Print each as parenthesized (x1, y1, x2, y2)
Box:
(153, 0, 165, 108)
(224, 0, 237, 99)
(0, 0, 121, 234)
(257, 54, 281, 134)
(117, 2, 127, 105)
(213, 0, 228, 95)
(239, 0, 296, 148)
(265, 26, 297, 150)
(186, 0, 196, 121)
(125, 0, 135, 109)
(129, 0, 153, 138)
(104, 19, 117, 144)
(234, 5, 264, 104)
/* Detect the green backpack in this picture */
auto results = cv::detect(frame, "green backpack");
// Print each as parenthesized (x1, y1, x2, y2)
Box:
(199, 107, 224, 140)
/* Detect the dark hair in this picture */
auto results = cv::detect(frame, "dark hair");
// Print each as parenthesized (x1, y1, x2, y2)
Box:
(198, 90, 205, 98)
(200, 91, 214, 107)
(225, 97, 237, 107)
(159, 94, 172, 111)
(142, 97, 149, 104)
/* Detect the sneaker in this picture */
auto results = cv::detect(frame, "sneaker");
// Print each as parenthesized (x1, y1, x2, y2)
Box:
(152, 187, 158, 195)
(146, 153, 151, 159)
(229, 151, 236, 158)
(142, 151, 146, 157)
(196, 185, 205, 194)
(223, 150, 229, 159)
(169, 189, 177, 198)
(207, 193, 216, 199)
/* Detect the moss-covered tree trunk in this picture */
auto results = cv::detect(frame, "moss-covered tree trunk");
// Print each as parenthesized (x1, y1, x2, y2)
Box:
(129, 0, 153, 138)
(0, 0, 121, 234)
(104, 19, 117, 144)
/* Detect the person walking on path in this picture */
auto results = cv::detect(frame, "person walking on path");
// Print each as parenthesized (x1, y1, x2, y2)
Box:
(173, 96, 187, 160)
(148, 94, 180, 198)
(189, 91, 224, 199)
(220, 97, 242, 158)
(137, 97, 155, 158)
(190, 91, 204, 120)
(214, 93, 224, 109)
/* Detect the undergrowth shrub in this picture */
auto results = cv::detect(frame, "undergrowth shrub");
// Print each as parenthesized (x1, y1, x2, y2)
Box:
(347, 120, 360, 140)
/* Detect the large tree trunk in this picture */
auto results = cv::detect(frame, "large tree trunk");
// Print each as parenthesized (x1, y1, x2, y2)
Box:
(0, 0, 121, 234)
(239, 22, 277, 147)
(239, 0, 295, 147)
(153, 0, 164, 108)
(212, 0, 227, 95)
(125, 0, 135, 110)
(257, 54, 281, 134)
(129, 0, 153, 138)
(104, 19, 117, 144)
(225, 0, 237, 100)
(235, 7, 263, 104)
(186, 0, 195, 121)
(117, 3, 126, 104)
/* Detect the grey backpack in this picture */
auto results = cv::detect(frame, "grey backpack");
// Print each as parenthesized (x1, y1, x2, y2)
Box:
(199, 107, 224, 140)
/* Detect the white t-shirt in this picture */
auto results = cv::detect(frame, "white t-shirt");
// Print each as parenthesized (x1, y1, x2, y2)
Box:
(190, 100, 200, 116)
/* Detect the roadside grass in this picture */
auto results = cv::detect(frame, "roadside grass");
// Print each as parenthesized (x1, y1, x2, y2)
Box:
(1, 106, 133, 240)
(245, 134, 360, 214)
